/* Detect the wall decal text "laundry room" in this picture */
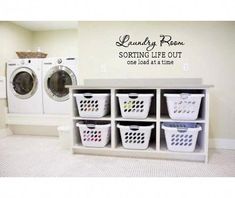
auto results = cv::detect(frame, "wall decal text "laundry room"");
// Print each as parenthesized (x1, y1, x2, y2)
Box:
(115, 34, 185, 66)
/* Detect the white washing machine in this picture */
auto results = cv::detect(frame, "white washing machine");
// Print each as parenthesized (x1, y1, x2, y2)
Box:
(42, 57, 79, 114)
(7, 59, 43, 114)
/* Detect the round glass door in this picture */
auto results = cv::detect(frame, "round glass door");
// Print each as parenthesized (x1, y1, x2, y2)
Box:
(45, 66, 77, 102)
(10, 67, 38, 99)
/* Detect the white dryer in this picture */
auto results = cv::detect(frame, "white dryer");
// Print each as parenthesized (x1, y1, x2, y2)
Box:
(7, 59, 43, 114)
(42, 57, 79, 114)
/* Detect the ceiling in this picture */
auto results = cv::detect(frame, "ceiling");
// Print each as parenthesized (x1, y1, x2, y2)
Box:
(12, 21, 78, 31)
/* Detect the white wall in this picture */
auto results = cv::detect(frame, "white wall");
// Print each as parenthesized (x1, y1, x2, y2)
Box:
(0, 22, 33, 132)
(32, 29, 78, 57)
(78, 21, 235, 139)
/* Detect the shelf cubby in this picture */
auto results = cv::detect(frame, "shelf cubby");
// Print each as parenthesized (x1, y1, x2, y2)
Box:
(160, 89, 206, 121)
(159, 122, 205, 154)
(73, 119, 112, 149)
(72, 89, 111, 118)
(115, 89, 157, 120)
(115, 121, 156, 151)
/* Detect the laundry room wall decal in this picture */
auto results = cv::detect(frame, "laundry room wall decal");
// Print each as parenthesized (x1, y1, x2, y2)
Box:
(115, 34, 185, 66)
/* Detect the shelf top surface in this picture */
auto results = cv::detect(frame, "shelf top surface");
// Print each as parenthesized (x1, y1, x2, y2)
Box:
(67, 85, 213, 89)
(67, 78, 214, 89)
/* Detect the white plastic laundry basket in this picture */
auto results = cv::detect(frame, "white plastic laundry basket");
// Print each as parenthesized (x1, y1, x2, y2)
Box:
(116, 93, 154, 119)
(74, 93, 110, 118)
(162, 122, 202, 152)
(164, 93, 204, 120)
(117, 124, 154, 150)
(76, 123, 111, 148)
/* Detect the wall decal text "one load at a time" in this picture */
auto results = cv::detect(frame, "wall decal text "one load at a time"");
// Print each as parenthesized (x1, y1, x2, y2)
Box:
(115, 34, 185, 66)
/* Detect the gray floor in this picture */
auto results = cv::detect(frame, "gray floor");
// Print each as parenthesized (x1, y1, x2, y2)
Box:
(0, 135, 235, 177)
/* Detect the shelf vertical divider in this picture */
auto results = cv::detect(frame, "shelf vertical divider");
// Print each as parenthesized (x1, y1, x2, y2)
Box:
(70, 88, 76, 153)
(156, 88, 161, 151)
(111, 88, 116, 149)
(204, 88, 210, 163)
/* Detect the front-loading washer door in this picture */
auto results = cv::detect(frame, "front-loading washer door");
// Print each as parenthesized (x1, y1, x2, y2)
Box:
(10, 67, 38, 99)
(45, 66, 77, 102)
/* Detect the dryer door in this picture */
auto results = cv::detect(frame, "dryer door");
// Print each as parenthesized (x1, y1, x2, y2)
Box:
(45, 66, 77, 102)
(10, 67, 38, 99)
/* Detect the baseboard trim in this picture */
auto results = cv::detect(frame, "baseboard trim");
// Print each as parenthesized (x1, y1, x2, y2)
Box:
(209, 138, 235, 150)
(0, 128, 13, 139)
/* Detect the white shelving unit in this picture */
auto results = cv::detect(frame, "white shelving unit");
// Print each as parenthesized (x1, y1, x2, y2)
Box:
(69, 84, 212, 163)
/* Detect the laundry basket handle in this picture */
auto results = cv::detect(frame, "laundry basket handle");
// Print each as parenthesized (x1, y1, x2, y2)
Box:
(86, 124, 96, 129)
(177, 127, 188, 133)
(129, 125, 139, 131)
(180, 93, 191, 99)
(128, 93, 138, 99)
(83, 93, 93, 99)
